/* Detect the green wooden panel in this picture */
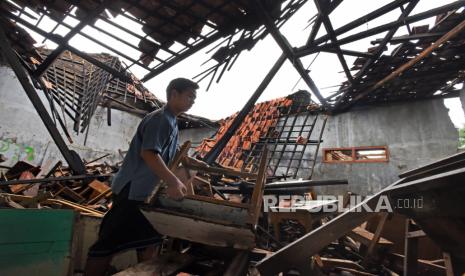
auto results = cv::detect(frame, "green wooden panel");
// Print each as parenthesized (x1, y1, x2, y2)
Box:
(0, 209, 75, 276)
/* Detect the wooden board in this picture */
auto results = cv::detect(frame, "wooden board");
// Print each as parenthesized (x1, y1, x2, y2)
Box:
(155, 196, 249, 226)
(387, 253, 446, 276)
(184, 194, 250, 209)
(320, 257, 366, 270)
(88, 180, 110, 196)
(44, 198, 104, 217)
(349, 227, 393, 247)
(141, 209, 255, 249)
(183, 162, 257, 179)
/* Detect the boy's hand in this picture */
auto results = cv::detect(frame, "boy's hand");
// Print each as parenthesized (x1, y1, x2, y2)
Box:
(165, 178, 187, 200)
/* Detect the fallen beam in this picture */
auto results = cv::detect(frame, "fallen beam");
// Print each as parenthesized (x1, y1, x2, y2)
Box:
(0, 174, 112, 186)
(0, 26, 86, 174)
(399, 151, 465, 179)
(255, 179, 404, 275)
(202, 53, 286, 164)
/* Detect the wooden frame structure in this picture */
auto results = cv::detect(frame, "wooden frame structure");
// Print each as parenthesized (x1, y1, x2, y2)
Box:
(141, 143, 268, 250)
(323, 146, 390, 163)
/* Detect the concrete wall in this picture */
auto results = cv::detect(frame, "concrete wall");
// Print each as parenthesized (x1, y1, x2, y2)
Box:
(178, 127, 217, 155)
(1, 64, 458, 195)
(0, 65, 214, 171)
(288, 99, 458, 196)
(0, 65, 143, 169)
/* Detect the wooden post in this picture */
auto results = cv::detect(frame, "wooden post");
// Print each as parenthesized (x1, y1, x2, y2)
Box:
(362, 212, 389, 265)
(248, 149, 268, 226)
(443, 252, 455, 276)
(403, 219, 419, 276)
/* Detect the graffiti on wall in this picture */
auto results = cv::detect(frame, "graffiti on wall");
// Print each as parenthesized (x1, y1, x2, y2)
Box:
(0, 138, 36, 163)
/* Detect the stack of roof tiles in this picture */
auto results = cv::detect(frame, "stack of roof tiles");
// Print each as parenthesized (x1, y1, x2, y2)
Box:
(196, 96, 296, 170)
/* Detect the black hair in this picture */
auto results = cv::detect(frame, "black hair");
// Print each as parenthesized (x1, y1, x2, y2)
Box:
(166, 78, 199, 100)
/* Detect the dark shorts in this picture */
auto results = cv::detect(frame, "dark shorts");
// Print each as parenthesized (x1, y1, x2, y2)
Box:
(87, 183, 162, 257)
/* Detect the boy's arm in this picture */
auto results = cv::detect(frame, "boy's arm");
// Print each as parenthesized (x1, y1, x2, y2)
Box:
(141, 149, 186, 200)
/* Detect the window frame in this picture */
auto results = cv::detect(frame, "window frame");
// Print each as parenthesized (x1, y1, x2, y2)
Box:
(322, 146, 389, 163)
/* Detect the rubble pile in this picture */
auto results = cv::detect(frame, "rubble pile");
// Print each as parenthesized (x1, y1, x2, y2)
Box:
(0, 157, 117, 217)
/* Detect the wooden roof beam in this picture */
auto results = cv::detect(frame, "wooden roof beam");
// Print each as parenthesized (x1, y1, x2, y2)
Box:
(333, 0, 419, 109)
(314, 0, 353, 83)
(340, 18, 465, 110)
(251, 0, 328, 106)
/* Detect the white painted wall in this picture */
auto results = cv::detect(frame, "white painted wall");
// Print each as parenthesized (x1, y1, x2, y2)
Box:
(0, 65, 214, 172)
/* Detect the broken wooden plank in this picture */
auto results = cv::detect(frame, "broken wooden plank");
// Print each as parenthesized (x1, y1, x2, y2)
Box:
(44, 198, 104, 217)
(0, 192, 52, 208)
(87, 180, 111, 201)
(155, 196, 250, 225)
(349, 227, 393, 247)
(193, 176, 213, 196)
(183, 194, 250, 209)
(55, 183, 86, 203)
(255, 178, 405, 275)
(141, 208, 255, 249)
(0, 173, 113, 186)
(443, 252, 455, 276)
(320, 257, 366, 271)
(44, 161, 62, 178)
(86, 189, 112, 205)
(363, 212, 389, 265)
(387, 253, 446, 276)
(184, 162, 257, 179)
(9, 170, 35, 194)
(88, 180, 110, 195)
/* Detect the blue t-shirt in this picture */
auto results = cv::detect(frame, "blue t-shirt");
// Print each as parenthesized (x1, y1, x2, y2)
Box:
(111, 106, 178, 201)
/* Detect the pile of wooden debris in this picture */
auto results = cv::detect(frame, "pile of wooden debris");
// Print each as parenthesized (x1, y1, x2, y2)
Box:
(1, 145, 462, 276)
(0, 155, 116, 218)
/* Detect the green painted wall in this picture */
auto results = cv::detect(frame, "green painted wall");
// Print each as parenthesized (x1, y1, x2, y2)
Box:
(0, 209, 75, 276)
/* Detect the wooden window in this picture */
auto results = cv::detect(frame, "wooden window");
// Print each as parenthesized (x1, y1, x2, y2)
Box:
(323, 146, 389, 163)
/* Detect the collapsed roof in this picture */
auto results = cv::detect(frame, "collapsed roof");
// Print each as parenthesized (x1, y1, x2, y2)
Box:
(331, 10, 465, 111)
(1, 1, 465, 171)
(1, 1, 464, 112)
(37, 49, 219, 138)
(0, 0, 305, 83)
